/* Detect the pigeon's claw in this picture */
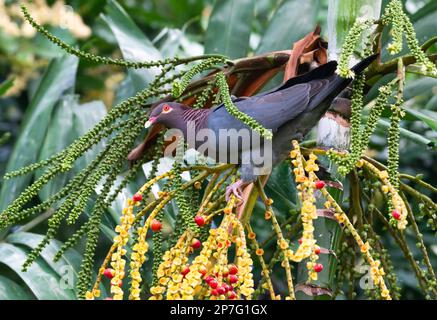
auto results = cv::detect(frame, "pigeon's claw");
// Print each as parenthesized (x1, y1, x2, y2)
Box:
(226, 180, 245, 202)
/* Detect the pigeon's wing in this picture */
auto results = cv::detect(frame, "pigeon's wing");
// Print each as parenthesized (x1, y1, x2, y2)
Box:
(238, 84, 311, 131)
(210, 80, 328, 133)
(206, 80, 327, 167)
(254, 61, 338, 97)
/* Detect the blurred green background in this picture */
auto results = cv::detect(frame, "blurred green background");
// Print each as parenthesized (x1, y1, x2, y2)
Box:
(0, 0, 436, 299)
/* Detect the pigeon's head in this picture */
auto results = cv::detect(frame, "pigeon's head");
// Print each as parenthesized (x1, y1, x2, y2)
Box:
(144, 102, 187, 129)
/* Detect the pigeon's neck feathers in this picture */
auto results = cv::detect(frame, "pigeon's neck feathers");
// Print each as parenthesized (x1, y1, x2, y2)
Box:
(181, 108, 211, 130)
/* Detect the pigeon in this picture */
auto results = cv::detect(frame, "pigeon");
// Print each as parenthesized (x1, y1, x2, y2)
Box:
(144, 54, 377, 200)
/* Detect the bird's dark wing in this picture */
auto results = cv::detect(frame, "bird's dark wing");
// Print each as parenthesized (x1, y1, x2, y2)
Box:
(209, 80, 327, 133)
(254, 61, 338, 97)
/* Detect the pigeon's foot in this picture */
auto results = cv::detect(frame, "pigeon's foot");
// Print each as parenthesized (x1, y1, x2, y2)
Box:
(225, 180, 245, 202)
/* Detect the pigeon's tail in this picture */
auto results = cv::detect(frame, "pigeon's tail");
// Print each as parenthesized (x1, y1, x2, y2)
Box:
(307, 53, 378, 112)
(351, 53, 379, 75)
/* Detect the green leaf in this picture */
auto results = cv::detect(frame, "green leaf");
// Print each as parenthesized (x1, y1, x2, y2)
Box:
(32, 27, 76, 59)
(156, 28, 203, 58)
(72, 100, 107, 173)
(0, 275, 32, 300)
(0, 78, 14, 96)
(256, 0, 319, 54)
(404, 109, 437, 132)
(36, 95, 78, 201)
(6, 232, 82, 285)
(376, 119, 436, 149)
(296, 217, 341, 292)
(105, 175, 134, 225)
(204, 0, 255, 59)
(264, 161, 297, 215)
(412, 10, 437, 44)
(101, 0, 162, 93)
(411, 1, 437, 22)
(0, 55, 78, 212)
(425, 95, 437, 110)
(403, 78, 437, 101)
(251, 161, 298, 240)
(0, 243, 76, 299)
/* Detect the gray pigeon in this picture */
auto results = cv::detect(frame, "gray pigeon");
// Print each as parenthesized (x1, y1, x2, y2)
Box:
(144, 55, 377, 200)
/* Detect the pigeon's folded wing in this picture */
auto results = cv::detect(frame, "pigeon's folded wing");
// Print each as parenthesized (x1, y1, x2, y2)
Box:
(209, 80, 328, 134)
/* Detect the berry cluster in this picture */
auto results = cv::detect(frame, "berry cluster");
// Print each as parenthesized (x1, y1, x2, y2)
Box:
(204, 265, 239, 299)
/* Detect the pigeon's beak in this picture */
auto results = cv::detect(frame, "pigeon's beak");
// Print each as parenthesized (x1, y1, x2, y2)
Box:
(144, 116, 157, 129)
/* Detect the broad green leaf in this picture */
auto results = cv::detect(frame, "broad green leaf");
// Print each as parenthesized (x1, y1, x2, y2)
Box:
(101, 0, 162, 93)
(36, 95, 78, 201)
(264, 161, 297, 215)
(6, 232, 108, 297)
(154, 28, 183, 58)
(251, 161, 298, 240)
(204, 0, 255, 59)
(0, 243, 76, 299)
(6, 232, 82, 286)
(412, 10, 437, 44)
(124, 0, 205, 29)
(411, 0, 437, 22)
(406, 64, 437, 79)
(0, 275, 32, 300)
(425, 95, 437, 110)
(113, 76, 135, 105)
(0, 55, 78, 212)
(404, 109, 437, 132)
(296, 216, 341, 293)
(72, 100, 107, 173)
(105, 175, 134, 225)
(156, 28, 203, 58)
(376, 119, 436, 149)
(256, 0, 319, 54)
(0, 78, 14, 96)
(100, 223, 118, 242)
(403, 78, 437, 101)
(32, 27, 76, 59)
(327, 0, 381, 61)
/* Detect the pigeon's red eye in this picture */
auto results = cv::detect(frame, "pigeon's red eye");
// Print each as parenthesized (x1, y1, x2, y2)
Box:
(162, 104, 172, 113)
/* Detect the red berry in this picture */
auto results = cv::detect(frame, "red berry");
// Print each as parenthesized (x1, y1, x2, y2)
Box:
(228, 291, 237, 300)
(103, 268, 115, 279)
(199, 266, 207, 276)
(222, 283, 231, 292)
(314, 247, 321, 255)
(204, 275, 214, 284)
(132, 193, 142, 202)
(211, 289, 219, 296)
(209, 279, 218, 289)
(229, 274, 238, 284)
(315, 180, 325, 189)
(194, 215, 205, 227)
(314, 263, 324, 273)
(217, 286, 226, 295)
(181, 266, 190, 276)
(228, 264, 238, 275)
(392, 210, 401, 220)
(151, 219, 162, 232)
(191, 238, 201, 249)
(298, 238, 303, 245)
